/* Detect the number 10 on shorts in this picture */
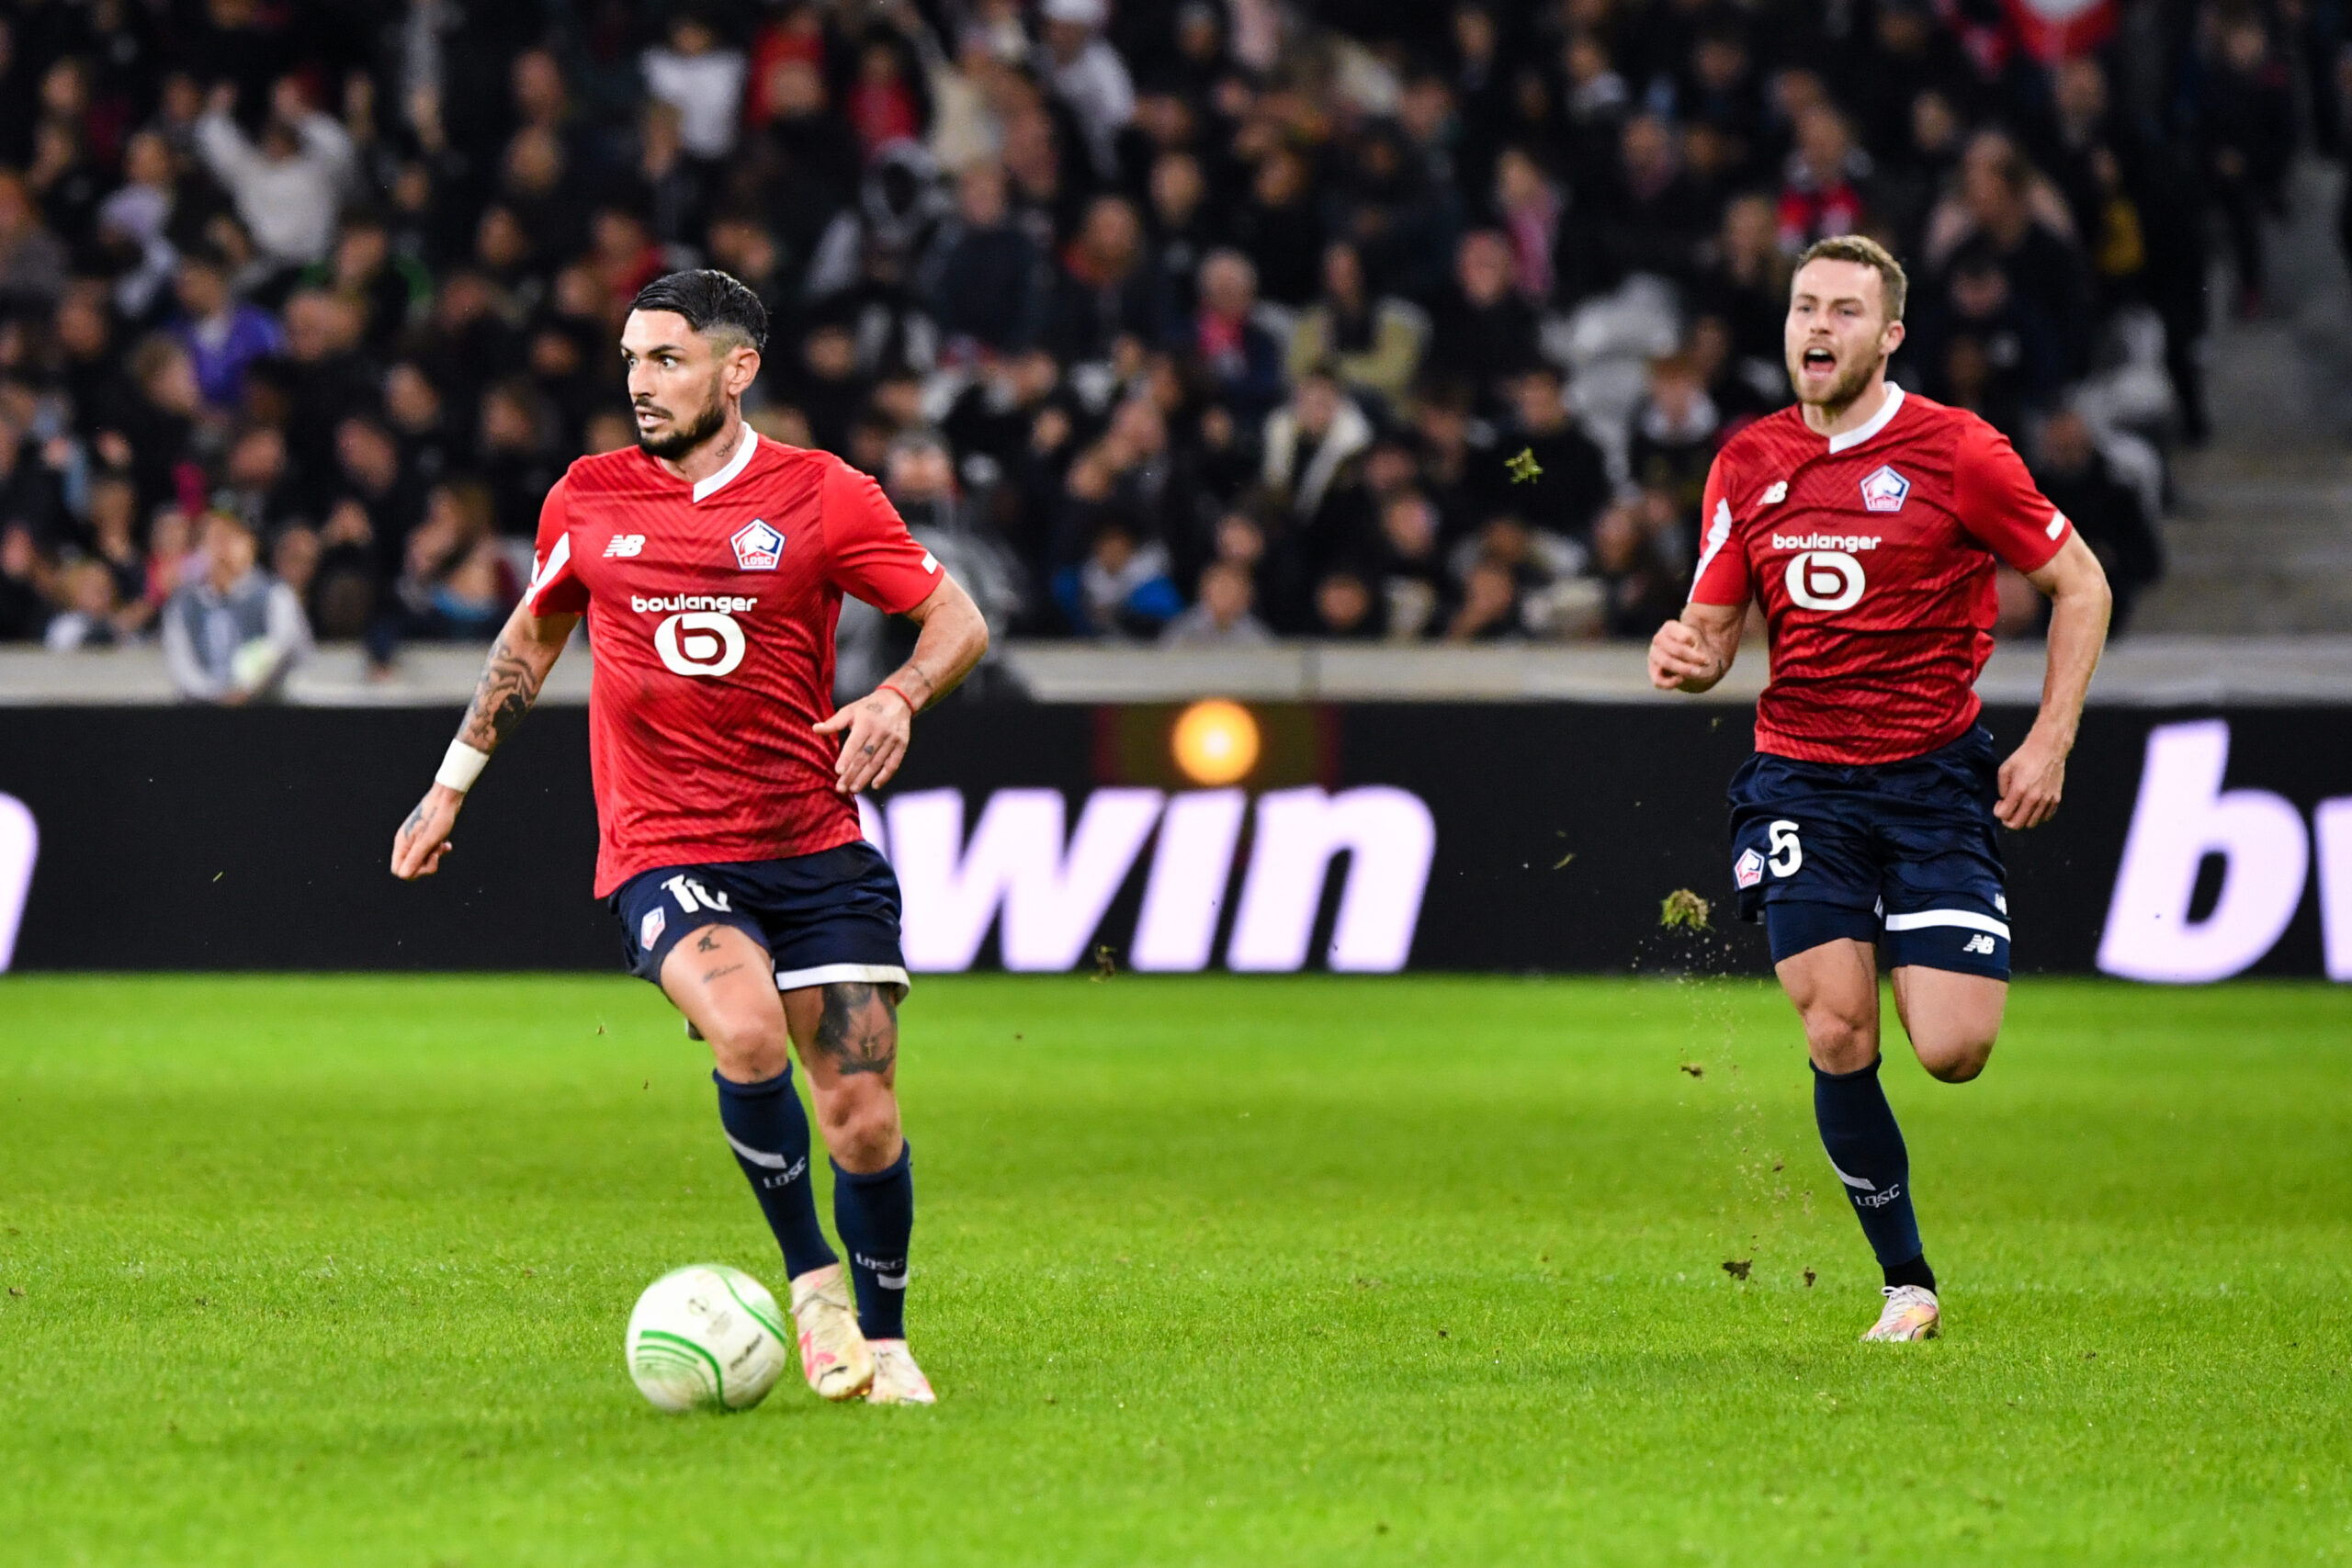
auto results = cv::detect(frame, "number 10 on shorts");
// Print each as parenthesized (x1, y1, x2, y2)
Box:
(662, 874, 732, 914)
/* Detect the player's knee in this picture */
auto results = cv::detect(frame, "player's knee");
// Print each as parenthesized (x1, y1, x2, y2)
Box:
(1802, 1006, 1879, 1072)
(1917, 1032, 1996, 1084)
(705, 1011, 794, 1083)
(816, 1077, 900, 1170)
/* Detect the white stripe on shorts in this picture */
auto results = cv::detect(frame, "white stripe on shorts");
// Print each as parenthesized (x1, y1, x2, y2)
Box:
(773, 962, 910, 998)
(1882, 909, 2010, 941)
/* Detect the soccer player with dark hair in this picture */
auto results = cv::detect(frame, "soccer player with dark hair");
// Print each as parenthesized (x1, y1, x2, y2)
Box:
(1649, 235, 2112, 1342)
(390, 269, 989, 1404)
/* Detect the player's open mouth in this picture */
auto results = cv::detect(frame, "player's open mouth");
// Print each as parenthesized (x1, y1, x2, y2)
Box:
(1802, 348, 1836, 371)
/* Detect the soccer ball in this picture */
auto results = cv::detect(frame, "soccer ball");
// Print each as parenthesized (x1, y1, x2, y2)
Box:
(625, 1264, 791, 1413)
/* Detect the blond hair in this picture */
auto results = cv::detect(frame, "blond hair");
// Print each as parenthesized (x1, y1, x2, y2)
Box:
(1793, 234, 1908, 323)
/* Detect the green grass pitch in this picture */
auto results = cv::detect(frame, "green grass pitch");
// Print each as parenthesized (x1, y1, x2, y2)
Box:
(1, 974, 2347, 1566)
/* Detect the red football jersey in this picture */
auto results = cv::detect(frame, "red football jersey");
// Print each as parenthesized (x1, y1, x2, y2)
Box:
(522, 431, 944, 896)
(1688, 387, 2070, 765)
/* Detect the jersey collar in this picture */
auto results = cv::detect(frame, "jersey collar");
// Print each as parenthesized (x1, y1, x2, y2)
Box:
(1824, 382, 1905, 455)
(690, 423, 763, 502)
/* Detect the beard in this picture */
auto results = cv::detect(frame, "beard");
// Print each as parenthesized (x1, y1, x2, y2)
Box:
(634, 376, 729, 459)
(1791, 344, 1885, 413)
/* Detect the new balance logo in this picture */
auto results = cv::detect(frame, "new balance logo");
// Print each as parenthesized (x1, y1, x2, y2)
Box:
(605, 534, 645, 558)
(1962, 933, 1997, 955)
(1761, 480, 1788, 504)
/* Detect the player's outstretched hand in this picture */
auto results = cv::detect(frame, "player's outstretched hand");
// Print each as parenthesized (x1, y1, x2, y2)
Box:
(1996, 729, 2067, 829)
(390, 784, 463, 879)
(814, 688, 914, 795)
(1648, 618, 1719, 691)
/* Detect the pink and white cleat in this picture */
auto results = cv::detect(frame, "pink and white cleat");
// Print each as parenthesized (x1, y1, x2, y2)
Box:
(1860, 1284, 1941, 1342)
(789, 1264, 875, 1401)
(864, 1339, 937, 1405)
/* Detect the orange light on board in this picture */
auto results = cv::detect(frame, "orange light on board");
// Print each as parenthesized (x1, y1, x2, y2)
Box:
(1170, 699, 1261, 786)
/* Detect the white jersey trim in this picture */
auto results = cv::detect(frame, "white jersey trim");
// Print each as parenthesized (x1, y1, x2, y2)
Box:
(1686, 497, 1735, 604)
(1826, 382, 1905, 455)
(523, 531, 572, 613)
(773, 961, 910, 998)
(692, 424, 763, 502)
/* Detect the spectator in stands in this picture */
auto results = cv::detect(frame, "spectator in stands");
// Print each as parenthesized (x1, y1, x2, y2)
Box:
(1490, 363, 1611, 546)
(194, 79, 355, 274)
(1044, 195, 1161, 366)
(928, 162, 1046, 356)
(1038, 0, 1135, 182)
(2199, 14, 2296, 318)
(1778, 104, 1872, 253)
(161, 509, 310, 703)
(1600, 115, 1707, 288)
(641, 14, 749, 164)
(43, 560, 134, 650)
(2033, 410, 2163, 633)
(1161, 558, 1272, 645)
(0, 524, 50, 641)
(0, 167, 67, 309)
(171, 247, 282, 412)
(1427, 230, 1541, 412)
(1057, 515, 1182, 637)
(1287, 241, 1428, 412)
(1627, 354, 1721, 542)
(1183, 249, 1283, 426)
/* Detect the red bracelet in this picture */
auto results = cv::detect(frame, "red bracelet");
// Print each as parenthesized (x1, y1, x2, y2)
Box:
(877, 681, 918, 715)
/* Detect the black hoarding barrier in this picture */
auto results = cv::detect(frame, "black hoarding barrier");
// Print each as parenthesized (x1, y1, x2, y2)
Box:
(2, 702, 2346, 979)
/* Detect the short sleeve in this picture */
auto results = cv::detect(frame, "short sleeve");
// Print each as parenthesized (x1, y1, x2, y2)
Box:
(1952, 418, 2070, 574)
(1687, 452, 1752, 606)
(820, 457, 945, 615)
(521, 473, 588, 616)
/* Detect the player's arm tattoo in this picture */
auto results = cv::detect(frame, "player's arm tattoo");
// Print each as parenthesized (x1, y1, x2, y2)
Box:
(813, 983, 898, 1077)
(458, 633, 546, 753)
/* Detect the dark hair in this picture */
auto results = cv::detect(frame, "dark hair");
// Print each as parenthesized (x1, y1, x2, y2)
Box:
(628, 269, 769, 352)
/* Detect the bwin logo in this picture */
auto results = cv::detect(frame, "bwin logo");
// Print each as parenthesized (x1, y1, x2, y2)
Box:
(855, 784, 1437, 974)
(2100, 719, 2352, 982)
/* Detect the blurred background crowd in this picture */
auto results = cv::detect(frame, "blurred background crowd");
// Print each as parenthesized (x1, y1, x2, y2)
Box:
(0, 0, 2321, 696)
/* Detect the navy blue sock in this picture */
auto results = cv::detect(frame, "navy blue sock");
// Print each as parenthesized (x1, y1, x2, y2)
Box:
(714, 1068, 837, 1280)
(831, 1143, 913, 1340)
(1812, 1060, 1935, 1292)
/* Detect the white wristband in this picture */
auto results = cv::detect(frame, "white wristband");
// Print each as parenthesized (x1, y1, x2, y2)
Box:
(435, 740, 490, 794)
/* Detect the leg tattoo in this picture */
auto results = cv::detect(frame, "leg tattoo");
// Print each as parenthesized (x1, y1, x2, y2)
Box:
(813, 983, 898, 1077)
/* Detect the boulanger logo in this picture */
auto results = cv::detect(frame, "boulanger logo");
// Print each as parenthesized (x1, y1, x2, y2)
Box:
(632, 593, 757, 614)
(1784, 550, 1867, 611)
(653, 611, 748, 677)
(1770, 532, 1881, 551)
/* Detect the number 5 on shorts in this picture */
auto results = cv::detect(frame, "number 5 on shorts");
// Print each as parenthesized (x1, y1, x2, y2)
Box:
(1768, 819, 1804, 877)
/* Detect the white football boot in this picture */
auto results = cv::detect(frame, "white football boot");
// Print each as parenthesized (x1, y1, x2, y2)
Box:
(865, 1338, 937, 1405)
(789, 1264, 875, 1401)
(1860, 1284, 1941, 1342)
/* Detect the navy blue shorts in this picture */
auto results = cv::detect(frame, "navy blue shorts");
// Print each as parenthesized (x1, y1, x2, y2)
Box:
(607, 840, 910, 998)
(1726, 725, 2012, 980)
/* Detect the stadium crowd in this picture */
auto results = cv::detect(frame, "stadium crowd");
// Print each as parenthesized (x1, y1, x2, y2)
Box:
(0, 0, 2301, 694)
